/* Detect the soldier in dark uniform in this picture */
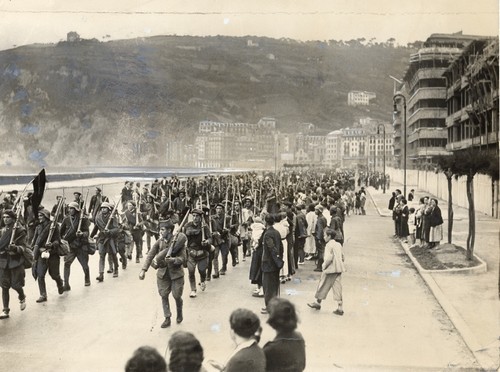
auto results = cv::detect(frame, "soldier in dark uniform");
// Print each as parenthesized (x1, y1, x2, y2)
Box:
(0, 210, 29, 319)
(123, 201, 145, 263)
(139, 220, 187, 328)
(32, 208, 64, 302)
(184, 209, 212, 298)
(73, 192, 85, 212)
(93, 202, 120, 282)
(89, 187, 109, 240)
(60, 202, 91, 290)
(209, 203, 225, 279)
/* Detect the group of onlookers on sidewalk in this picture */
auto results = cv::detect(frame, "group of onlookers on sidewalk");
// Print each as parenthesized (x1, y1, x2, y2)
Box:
(388, 189, 443, 249)
(124, 297, 306, 372)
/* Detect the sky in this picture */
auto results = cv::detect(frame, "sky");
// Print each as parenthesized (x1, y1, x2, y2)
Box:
(0, 0, 498, 51)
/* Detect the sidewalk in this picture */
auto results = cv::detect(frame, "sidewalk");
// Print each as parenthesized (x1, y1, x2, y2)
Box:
(368, 183, 499, 371)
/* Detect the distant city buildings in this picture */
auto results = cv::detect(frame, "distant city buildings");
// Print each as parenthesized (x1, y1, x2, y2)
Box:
(348, 91, 377, 106)
(165, 117, 394, 171)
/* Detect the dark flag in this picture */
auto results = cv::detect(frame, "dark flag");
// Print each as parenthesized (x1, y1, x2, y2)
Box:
(31, 168, 47, 212)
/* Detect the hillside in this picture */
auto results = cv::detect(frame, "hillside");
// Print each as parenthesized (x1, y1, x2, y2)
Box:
(0, 35, 413, 170)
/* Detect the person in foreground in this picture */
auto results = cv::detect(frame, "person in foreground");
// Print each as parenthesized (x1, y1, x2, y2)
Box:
(224, 308, 266, 372)
(263, 298, 306, 372)
(125, 345, 166, 372)
(166, 331, 206, 372)
(307, 227, 346, 315)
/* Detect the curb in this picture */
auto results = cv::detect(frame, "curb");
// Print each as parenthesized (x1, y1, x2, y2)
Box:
(368, 189, 498, 370)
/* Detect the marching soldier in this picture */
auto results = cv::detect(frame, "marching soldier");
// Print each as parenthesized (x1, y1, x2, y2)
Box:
(139, 219, 187, 328)
(93, 202, 120, 282)
(208, 203, 225, 279)
(123, 201, 144, 263)
(0, 210, 29, 318)
(184, 209, 212, 298)
(32, 208, 64, 302)
(60, 202, 91, 290)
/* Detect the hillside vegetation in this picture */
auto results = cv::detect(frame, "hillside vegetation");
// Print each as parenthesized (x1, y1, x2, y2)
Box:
(0, 35, 413, 169)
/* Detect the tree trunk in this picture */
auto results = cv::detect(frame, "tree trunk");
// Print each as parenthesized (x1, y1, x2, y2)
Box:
(447, 176, 453, 244)
(466, 175, 475, 260)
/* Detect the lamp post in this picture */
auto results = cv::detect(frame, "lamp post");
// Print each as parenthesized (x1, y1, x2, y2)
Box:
(377, 123, 386, 193)
(393, 93, 407, 199)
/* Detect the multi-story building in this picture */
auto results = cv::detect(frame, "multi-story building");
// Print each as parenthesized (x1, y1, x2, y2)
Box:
(443, 38, 499, 156)
(294, 133, 327, 165)
(348, 91, 377, 106)
(324, 130, 342, 168)
(340, 127, 367, 168)
(396, 32, 483, 168)
(196, 117, 277, 168)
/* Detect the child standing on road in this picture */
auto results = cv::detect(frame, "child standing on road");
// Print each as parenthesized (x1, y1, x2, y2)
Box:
(307, 228, 346, 315)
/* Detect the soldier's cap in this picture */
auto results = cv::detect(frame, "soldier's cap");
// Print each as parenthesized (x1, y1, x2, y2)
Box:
(178, 190, 186, 195)
(10, 190, 18, 195)
(159, 219, 175, 230)
(202, 205, 210, 212)
(242, 197, 253, 204)
(38, 209, 51, 219)
(2, 209, 16, 219)
(100, 202, 113, 210)
(127, 200, 136, 207)
(74, 191, 82, 196)
(191, 208, 203, 215)
(215, 203, 225, 209)
(96, 187, 102, 192)
(68, 202, 81, 212)
(314, 205, 324, 212)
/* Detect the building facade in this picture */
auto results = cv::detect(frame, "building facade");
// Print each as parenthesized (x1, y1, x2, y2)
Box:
(443, 38, 499, 156)
(195, 117, 277, 168)
(348, 91, 377, 106)
(396, 32, 484, 169)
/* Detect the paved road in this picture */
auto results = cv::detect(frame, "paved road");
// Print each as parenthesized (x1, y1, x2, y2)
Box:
(0, 181, 479, 371)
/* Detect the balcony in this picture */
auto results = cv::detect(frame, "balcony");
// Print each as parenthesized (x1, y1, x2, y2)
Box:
(408, 108, 447, 124)
(446, 138, 473, 151)
(446, 131, 498, 151)
(408, 87, 447, 108)
(409, 147, 449, 158)
(409, 68, 447, 90)
(408, 128, 447, 144)
(461, 76, 469, 89)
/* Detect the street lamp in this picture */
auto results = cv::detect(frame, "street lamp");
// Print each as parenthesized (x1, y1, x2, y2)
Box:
(377, 123, 386, 193)
(393, 93, 407, 199)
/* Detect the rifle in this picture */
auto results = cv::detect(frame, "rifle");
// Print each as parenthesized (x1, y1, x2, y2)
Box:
(223, 183, 229, 230)
(45, 197, 65, 247)
(8, 205, 24, 246)
(153, 208, 191, 265)
(105, 201, 119, 231)
(206, 189, 213, 235)
(77, 189, 90, 233)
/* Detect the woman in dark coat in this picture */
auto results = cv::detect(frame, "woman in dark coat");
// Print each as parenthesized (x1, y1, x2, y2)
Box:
(399, 199, 410, 241)
(428, 198, 444, 248)
(263, 298, 306, 372)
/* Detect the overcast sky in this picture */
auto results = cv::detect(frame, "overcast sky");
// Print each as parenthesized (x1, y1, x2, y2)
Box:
(0, 0, 498, 51)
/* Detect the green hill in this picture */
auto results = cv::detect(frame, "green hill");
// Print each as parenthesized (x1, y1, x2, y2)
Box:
(0, 35, 413, 169)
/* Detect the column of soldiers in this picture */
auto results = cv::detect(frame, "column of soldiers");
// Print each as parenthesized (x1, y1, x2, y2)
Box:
(0, 169, 355, 323)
